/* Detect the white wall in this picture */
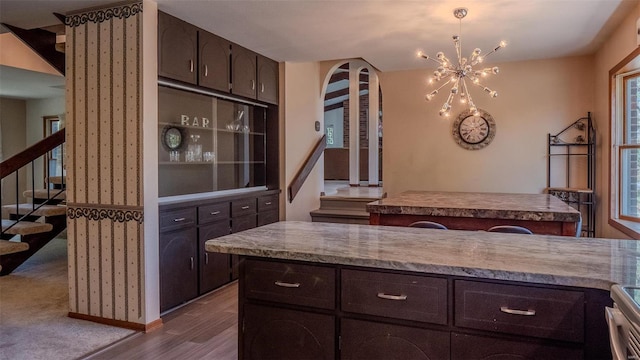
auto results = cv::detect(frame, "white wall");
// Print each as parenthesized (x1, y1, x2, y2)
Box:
(324, 108, 344, 148)
(594, 1, 640, 239)
(379, 55, 595, 197)
(283, 62, 324, 221)
(26, 96, 65, 188)
(0, 97, 27, 206)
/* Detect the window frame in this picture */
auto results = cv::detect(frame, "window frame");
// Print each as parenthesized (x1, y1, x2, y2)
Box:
(609, 47, 640, 239)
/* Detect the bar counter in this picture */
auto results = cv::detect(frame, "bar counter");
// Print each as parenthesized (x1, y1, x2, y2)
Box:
(367, 191, 582, 236)
(205, 221, 639, 290)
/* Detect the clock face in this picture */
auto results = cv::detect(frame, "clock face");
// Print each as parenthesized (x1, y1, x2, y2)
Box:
(451, 109, 496, 150)
(459, 116, 489, 144)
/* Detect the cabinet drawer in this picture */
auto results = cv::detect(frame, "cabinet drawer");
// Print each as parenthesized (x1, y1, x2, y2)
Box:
(232, 198, 256, 217)
(160, 207, 196, 232)
(341, 269, 447, 325)
(198, 202, 229, 224)
(454, 280, 584, 342)
(244, 259, 335, 309)
(257, 194, 278, 212)
(258, 210, 278, 226)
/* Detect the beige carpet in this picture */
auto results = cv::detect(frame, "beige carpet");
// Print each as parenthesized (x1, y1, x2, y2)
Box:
(0, 234, 135, 360)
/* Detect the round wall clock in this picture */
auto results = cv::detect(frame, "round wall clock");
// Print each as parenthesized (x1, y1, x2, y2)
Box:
(161, 126, 185, 151)
(451, 108, 496, 150)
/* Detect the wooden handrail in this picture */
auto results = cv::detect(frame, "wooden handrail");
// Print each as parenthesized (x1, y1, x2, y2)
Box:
(1, 128, 65, 179)
(288, 134, 326, 203)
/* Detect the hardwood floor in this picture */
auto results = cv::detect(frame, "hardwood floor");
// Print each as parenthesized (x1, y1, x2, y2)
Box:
(86, 282, 238, 359)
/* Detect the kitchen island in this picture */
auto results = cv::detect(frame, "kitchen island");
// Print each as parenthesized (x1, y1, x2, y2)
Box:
(367, 190, 582, 236)
(205, 221, 633, 359)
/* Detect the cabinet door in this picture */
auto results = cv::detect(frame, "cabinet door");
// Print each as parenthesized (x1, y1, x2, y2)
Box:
(199, 30, 231, 92)
(158, 12, 197, 84)
(451, 333, 582, 360)
(199, 222, 231, 294)
(160, 227, 198, 313)
(231, 213, 257, 280)
(231, 45, 257, 99)
(341, 318, 449, 360)
(243, 304, 335, 360)
(257, 55, 278, 104)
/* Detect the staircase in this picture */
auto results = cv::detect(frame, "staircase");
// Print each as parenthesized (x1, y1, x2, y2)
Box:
(1, 129, 67, 276)
(310, 185, 385, 224)
(1, 182, 67, 276)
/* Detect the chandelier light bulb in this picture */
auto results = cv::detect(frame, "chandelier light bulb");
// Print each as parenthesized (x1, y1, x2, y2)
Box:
(492, 66, 499, 74)
(490, 91, 498, 98)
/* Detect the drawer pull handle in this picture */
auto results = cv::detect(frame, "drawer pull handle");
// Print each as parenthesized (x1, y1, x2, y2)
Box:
(190, 257, 194, 270)
(189, 59, 194, 73)
(264, 202, 272, 205)
(210, 211, 221, 215)
(261, 83, 265, 93)
(173, 217, 186, 222)
(251, 80, 256, 90)
(241, 206, 250, 210)
(377, 293, 407, 301)
(275, 281, 300, 288)
(204, 64, 208, 77)
(500, 306, 536, 316)
(205, 253, 209, 265)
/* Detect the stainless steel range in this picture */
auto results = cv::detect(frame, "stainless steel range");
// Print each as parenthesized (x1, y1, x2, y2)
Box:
(608, 285, 640, 359)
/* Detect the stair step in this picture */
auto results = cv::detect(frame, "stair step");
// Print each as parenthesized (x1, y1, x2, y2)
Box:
(319, 196, 380, 211)
(47, 176, 66, 185)
(0, 239, 29, 255)
(23, 189, 67, 201)
(310, 208, 371, 225)
(1, 219, 53, 235)
(2, 203, 67, 217)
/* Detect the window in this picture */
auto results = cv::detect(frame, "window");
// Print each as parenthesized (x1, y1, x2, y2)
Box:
(619, 73, 640, 220)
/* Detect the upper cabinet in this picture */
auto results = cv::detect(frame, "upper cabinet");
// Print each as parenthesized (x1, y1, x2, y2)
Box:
(257, 55, 279, 105)
(199, 31, 231, 93)
(158, 11, 278, 105)
(231, 45, 257, 100)
(158, 12, 198, 85)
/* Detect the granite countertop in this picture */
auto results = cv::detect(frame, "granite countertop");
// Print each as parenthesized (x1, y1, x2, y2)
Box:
(205, 221, 640, 291)
(366, 191, 581, 222)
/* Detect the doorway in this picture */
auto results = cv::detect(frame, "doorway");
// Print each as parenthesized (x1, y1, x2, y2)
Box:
(322, 61, 382, 188)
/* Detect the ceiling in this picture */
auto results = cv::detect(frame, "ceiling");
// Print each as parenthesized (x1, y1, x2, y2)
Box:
(0, 0, 636, 99)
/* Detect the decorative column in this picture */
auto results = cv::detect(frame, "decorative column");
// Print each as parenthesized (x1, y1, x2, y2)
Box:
(64, 1, 156, 330)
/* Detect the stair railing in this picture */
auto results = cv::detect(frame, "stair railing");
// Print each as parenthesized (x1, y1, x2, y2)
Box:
(1, 128, 66, 235)
(287, 134, 326, 203)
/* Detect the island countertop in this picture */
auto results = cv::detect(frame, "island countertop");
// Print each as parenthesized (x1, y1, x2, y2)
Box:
(204, 221, 640, 291)
(366, 191, 581, 222)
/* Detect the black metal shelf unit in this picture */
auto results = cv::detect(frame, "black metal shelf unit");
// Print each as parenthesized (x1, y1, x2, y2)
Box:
(546, 112, 596, 237)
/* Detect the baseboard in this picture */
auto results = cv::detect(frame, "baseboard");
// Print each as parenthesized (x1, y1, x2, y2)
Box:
(68, 312, 163, 332)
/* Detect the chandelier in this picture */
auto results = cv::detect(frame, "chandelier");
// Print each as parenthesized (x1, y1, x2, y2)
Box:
(418, 8, 506, 117)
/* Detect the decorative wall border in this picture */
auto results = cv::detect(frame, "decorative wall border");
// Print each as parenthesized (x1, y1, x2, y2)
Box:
(67, 204, 144, 223)
(65, 2, 142, 27)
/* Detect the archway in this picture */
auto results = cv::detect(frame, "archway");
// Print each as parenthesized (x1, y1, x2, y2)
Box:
(321, 60, 382, 188)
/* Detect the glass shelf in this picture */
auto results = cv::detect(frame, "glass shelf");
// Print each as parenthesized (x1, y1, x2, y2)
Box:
(158, 85, 267, 197)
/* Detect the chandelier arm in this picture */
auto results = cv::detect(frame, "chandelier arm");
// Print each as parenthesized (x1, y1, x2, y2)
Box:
(433, 78, 454, 92)
(421, 54, 446, 66)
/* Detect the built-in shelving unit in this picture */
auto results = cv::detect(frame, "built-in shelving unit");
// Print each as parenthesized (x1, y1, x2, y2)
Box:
(547, 112, 595, 237)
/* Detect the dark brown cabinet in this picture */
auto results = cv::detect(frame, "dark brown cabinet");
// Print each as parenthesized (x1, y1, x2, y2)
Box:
(231, 45, 257, 99)
(257, 55, 278, 105)
(199, 30, 231, 92)
(159, 226, 198, 312)
(160, 191, 279, 313)
(237, 258, 610, 360)
(243, 304, 335, 360)
(451, 333, 583, 360)
(158, 12, 197, 85)
(198, 222, 231, 293)
(158, 11, 278, 104)
(341, 319, 449, 360)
